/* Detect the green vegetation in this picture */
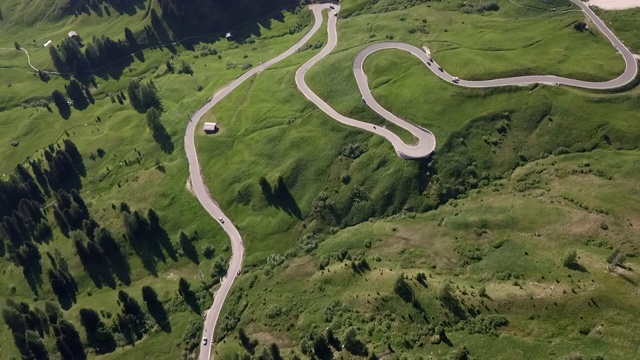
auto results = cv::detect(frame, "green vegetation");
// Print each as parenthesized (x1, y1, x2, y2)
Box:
(195, 0, 640, 358)
(0, 0, 316, 359)
(594, 7, 640, 54)
(214, 150, 640, 358)
(2, 0, 639, 358)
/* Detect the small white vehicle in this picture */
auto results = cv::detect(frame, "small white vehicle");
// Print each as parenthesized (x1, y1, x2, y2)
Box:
(202, 337, 208, 345)
(218, 217, 224, 223)
(452, 77, 460, 83)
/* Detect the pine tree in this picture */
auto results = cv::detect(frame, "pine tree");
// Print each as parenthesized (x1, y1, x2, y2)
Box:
(66, 80, 89, 109)
(127, 79, 142, 111)
(51, 90, 70, 114)
(49, 46, 67, 73)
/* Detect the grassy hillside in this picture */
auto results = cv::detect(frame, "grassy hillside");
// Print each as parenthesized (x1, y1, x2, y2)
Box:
(0, 1, 314, 358)
(1, 0, 638, 358)
(214, 150, 640, 359)
(200, 0, 640, 358)
(332, 0, 625, 81)
(594, 7, 640, 54)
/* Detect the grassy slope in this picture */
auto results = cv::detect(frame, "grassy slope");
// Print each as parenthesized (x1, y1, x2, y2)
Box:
(215, 150, 640, 359)
(205, 0, 640, 358)
(195, 57, 427, 265)
(197, 0, 636, 268)
(594, 7, 640, 54)
(331, 0, 625, 81)
(0, 2, 315, 358)
(304, 0, 636, 148)
(1, 0, 637, 357)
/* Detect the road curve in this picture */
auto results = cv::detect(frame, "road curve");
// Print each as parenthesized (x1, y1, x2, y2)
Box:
(295, 5, 437, 159)
(296, 0, 637, 159)
(188, 4, 335, 360)
(190, 1, 637, 358)
(354, 0, 637, 91)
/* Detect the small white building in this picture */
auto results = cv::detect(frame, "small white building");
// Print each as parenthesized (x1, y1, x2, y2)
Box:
(68, 31, 78, 38)
(225, 32, 234, 40)
(43, 40, 52, 47)
(203, 122, 218, 134)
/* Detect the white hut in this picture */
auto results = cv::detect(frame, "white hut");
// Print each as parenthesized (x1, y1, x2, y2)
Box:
(68, 31, 78, 38)
(203, 122, 218, 134)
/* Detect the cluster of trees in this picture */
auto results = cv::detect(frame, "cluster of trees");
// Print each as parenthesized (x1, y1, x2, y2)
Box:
(79, 308, 116, 354)
(127, 79, 161, 113)
(157, 0, 302, 36)
(53, 188, 90, 236)
(297, 326, 369, 359)
(51, 78, 95, 116)
(114, 290, 149, 344)
(49, 29, 137, 78)
(49, 80, 93, 119)
(0, 139, 86, 293)
(47, 250, 78, 309)
(49, 37, 89, 78)
(1, 169, 48, 291)
(84, 35, 130, 69)
(1, 191, 48, 254)
(38, 139, 85, 191)
(1, 299, 86, 360)
(121, 206, 176, 274)
(258, 176, 302, 218)
(74, 225, 131, 289)
(1, 285, 171, 359)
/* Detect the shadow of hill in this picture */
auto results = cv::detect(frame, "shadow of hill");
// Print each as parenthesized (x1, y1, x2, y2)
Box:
(158, 0, 298, 41)
(63, 0, 146, 18)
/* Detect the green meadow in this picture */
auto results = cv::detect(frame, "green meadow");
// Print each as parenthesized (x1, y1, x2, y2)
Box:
(197, 0, 640, 358)
(214, 150, 640, 359)
(0, 1, 316, 358)
(0, 0, 638, 358)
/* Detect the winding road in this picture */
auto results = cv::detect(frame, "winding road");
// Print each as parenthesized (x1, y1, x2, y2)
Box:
(188, 2, 638, 359)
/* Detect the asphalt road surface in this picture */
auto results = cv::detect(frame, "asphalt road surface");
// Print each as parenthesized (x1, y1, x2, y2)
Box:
(187, 4, 335, 360)
(356, 0, 637, 91)
(295, 5, 437, 159)
(188, 1, 637, 359)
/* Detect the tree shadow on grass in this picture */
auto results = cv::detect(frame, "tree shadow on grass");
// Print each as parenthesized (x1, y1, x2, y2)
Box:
(179, 232, 199, 264)
(181, 289, 201, 314)
(97, 231, 132, 285)
(145, 297, 171, 333)
(76, 239, 116, 289)
(152, 126, 174, 154)
(58, 106, 71, 120)
(23, 263, 43, 297)
(260, 177, 302, 219)
(566, 263, 588, 273)
(149, 216, 177, 262)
